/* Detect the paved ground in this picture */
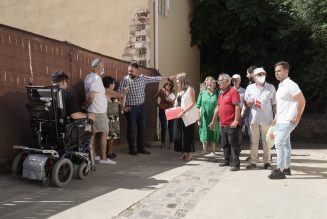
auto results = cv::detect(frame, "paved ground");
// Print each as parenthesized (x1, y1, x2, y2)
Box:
(0, 141, 326, 219)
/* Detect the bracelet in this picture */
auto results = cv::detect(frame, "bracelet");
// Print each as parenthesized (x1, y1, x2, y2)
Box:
(86, 113, 89, 119)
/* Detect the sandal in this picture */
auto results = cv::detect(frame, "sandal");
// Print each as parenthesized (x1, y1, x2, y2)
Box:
(178, 153, 186, 160)
(184, 153, 192, 161)
(160, 143, 165, 149)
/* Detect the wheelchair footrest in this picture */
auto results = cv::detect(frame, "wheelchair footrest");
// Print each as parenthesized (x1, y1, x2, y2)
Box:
(13, 145, 59, 158)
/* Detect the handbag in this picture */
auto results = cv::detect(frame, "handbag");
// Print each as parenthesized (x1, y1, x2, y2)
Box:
(266, 124, 276, 147)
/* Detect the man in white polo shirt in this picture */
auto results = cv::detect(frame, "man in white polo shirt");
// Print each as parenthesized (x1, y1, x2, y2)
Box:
(268, 61, 306, 179)
(83, 58, 116, 165)
(244, 67, 276, 170)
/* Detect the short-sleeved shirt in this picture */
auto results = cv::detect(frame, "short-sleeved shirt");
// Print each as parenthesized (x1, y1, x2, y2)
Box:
(118, 74, 161, 106)
(84, 72, 107, 113)
(236, 86, 246, 108)
(63, 89, 79, 116)
(276, 77, 301, 123)
(244, 82, 276, 125)
(218, 86, 241, 127)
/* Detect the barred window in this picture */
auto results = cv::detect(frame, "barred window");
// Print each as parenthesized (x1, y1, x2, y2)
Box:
(158, 0, 169, 16)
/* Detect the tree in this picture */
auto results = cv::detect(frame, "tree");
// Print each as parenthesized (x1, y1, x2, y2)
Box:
(287, 0, 327, 113)
(190, 0, 326, 113)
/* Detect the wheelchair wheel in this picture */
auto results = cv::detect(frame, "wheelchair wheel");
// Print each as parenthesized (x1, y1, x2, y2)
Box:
(76, 162, 91, 179)
(12, 152, 24, 177)
(51, 158, 73, 187)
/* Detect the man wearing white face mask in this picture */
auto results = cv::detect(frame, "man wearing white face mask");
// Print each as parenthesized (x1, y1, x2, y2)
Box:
(244, 67, 276, 170)
(83, 58, 116, 165)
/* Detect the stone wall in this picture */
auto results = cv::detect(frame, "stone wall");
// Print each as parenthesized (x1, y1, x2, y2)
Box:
(292, 114, 327, 144)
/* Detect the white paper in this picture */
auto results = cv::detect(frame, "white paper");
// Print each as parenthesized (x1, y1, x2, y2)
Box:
(166, 93, 176, 101)
(182, 106, 200, 127)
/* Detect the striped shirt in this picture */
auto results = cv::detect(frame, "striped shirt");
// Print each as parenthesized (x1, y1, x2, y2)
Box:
(118, 75, 161, 106)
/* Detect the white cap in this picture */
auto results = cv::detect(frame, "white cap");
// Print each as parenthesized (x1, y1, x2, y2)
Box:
(91, 58, 103, 68)
(253, 67, 266, 75)
(232, 74, 241, 80)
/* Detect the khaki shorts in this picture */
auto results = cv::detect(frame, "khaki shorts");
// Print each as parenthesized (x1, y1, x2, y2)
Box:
(92, 113, 109, 133)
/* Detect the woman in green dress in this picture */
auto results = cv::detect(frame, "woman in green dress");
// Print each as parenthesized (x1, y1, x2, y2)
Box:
(196, 76, 220, 154)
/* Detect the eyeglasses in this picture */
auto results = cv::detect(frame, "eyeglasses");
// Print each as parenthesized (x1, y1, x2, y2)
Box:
(165, 84, 172, 87)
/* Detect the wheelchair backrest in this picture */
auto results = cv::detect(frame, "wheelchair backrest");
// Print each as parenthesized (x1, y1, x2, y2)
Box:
(26, 86, 67, 148)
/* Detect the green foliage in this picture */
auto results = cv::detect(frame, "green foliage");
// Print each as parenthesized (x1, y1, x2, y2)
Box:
(191, 0, 327, 113)
(289, 0, 327, 113)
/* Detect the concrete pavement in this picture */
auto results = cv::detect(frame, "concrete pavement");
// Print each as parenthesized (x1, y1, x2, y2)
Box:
(0, 141, 326, 219)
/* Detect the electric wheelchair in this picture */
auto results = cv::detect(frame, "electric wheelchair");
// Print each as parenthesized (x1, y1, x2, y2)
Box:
(12, 85, 95, 187)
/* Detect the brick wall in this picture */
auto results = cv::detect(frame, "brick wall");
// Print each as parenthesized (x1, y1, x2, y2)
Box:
(0, 24, 159, 171)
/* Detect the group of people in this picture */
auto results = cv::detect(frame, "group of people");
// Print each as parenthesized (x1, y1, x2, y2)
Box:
(51, 58, 305, 180)
(51, 59, 178, 165)
(155, 61, 306, 180)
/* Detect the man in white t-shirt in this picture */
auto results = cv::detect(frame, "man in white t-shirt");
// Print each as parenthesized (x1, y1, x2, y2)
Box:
(83, 58, 116, 165)
(268, 61, 305, 179)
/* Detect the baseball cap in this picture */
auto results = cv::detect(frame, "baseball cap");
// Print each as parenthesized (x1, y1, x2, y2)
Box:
(51, 71, 69, 84)
(232, 74, 241, 80)
(253, 67, 266, 75)
(91, 58, 103, 68)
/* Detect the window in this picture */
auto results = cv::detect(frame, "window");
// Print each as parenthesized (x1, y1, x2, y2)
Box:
(158, 0, 169, 16)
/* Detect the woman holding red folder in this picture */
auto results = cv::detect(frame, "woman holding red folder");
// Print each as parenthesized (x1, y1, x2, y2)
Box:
(174, 73, 196, 161)
(154, 79, 175, 149)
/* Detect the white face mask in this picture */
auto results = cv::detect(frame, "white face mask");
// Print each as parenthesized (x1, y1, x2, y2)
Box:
(100, 68, 105, 76)
(257, 75, 266, 84)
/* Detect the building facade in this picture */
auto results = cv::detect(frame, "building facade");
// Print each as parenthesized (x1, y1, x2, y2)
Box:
(0, 0, 200, 86)
(0, 0, 200, 169)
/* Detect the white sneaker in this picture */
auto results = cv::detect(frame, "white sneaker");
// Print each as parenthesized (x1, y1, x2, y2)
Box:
(94, 156, 100, 161)
(205, 152, 216, 157)
(99, 158, 117, 165)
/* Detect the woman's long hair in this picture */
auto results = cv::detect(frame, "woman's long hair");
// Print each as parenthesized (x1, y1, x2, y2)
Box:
(176, 72, 191, 91)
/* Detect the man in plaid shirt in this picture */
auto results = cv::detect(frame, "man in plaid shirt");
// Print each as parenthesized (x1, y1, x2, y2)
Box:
(119, 63, 173, 155)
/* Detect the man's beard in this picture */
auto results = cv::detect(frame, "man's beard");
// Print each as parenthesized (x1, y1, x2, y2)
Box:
(129, 74, 135, 79)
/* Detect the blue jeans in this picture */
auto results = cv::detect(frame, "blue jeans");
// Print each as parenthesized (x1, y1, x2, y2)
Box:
(158, 109, 174, 143)
(125, 105, 145, 152)
(275, 123, 297, 170)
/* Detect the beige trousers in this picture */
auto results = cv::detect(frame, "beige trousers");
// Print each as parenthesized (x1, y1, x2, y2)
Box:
(250, 124, 271, 164)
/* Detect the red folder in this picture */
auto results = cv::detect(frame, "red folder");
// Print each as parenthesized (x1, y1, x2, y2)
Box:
(255, 99, 262, 109)
(165, 107, 183, 120)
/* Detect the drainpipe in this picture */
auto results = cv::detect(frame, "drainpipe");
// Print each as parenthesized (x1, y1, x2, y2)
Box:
(154, 0, 160, 141)
(154, 0, 159, 70)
